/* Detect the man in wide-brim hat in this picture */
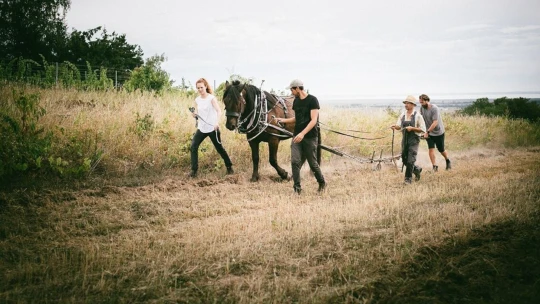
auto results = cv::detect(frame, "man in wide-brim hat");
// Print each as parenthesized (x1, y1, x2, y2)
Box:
(391, 95, 426, 184)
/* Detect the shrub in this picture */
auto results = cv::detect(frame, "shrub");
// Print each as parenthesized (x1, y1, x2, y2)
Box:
(132, 112, 155, 139)
(460, 97, 540, 121)
(124, 54, 172, 94)
(0, 89, 105, 183)
(0, 90, 52, 180)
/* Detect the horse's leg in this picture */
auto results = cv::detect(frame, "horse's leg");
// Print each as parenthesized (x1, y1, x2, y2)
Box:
(268, 137, 289, 180)
(249, 140, 260, 182)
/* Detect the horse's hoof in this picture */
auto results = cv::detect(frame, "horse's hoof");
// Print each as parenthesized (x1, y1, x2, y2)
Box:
(281, 172, 291, 181)
(250, 176, 259, 182)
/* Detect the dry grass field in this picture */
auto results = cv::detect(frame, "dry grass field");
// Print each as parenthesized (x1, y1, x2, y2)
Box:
(1, 87, 540, 303)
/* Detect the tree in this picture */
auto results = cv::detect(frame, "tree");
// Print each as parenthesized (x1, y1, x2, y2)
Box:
(0, 0, 70, 62)
(61, 26, 143, 77)
(461, 97, 540, 121)
(124, 54, 172, 93)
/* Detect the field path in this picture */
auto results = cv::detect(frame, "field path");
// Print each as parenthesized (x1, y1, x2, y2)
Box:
(1, 147, 539, 303)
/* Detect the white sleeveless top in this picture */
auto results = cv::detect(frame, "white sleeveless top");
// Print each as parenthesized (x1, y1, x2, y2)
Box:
(195, 94, 218, 133)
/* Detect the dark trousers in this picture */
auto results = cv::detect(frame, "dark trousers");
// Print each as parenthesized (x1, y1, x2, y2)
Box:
(291, 136, 325, 189)
(190, 129, 232, 172)
(402, 132, 420, 179)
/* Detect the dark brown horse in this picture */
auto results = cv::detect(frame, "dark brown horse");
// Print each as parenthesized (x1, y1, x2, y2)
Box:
(223, 80, 295, 182)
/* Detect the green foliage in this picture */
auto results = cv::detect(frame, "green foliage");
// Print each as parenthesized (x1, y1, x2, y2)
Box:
(78, 62, 115, 90)
(59, 61, 81, 88)
(48, 128, 104, 177)
(132, 113, 155, 139)
(0, 0, 71, 62)
(39, 54, 57, 87)
(460, 97, 540, 121)
(97, 67, 114, 90)
(0, 57, 116, 90)
(497, 97, 540, 121)
(0, 2, 142, 86)
(0, 90, 52, 180)
(124, 54, 172, 94)
(0, 89, 105, 182)
(503, 118, 540, 147)
(215, 74, 252, 98)
(60, 26, 144, 77)
(0, 57, 42, 83)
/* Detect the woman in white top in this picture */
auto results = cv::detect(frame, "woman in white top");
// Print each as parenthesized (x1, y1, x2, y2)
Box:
(189, 78, 233, 178)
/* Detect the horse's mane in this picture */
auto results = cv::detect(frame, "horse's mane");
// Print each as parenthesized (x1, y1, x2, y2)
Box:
(223, 80, 243, 107)
(243, 83, 261, 104)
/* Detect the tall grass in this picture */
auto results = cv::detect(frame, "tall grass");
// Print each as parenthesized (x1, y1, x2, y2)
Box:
(1, 86, 539, 302)
(2, 85, 539, 181)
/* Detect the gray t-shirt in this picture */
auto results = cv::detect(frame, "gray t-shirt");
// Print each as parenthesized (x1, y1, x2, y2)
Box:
(420, 104, 445, 136)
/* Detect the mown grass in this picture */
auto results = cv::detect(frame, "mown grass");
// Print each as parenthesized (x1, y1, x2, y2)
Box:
(1, 86, 540, 303)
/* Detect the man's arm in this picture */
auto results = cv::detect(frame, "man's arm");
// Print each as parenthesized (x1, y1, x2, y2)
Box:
(426, 120, 438, 134)
(424, 108, 439, 136)
(276, 116, 296, 124)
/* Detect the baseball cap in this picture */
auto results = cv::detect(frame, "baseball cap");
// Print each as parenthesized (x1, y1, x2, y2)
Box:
(286, 79, 304, 89)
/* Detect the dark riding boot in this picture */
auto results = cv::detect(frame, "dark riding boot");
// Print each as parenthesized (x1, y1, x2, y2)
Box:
(413, 166, 422, 181)
(226, 166, 234, 175)
(318, 182, 326, 193)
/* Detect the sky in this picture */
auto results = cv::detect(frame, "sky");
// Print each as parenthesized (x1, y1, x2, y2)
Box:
(66, 0, 540, 100)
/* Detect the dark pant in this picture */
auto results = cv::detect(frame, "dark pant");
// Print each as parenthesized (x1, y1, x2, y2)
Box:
(190, 129, 232, 172)
(402, 132, 420, 179)
(291, 136, 325, 189)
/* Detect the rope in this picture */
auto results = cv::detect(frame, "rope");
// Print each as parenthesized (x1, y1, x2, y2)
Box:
(319, 121, 372, 133)
(319, 125, 387, 140)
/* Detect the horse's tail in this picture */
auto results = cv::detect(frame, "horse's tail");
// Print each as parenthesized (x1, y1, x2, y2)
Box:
(317, 123, 322, 166)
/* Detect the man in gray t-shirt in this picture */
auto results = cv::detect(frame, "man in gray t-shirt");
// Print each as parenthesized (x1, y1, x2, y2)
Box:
(419, 94, 452, 171)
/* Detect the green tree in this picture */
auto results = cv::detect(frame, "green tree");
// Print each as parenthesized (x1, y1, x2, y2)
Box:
(124, 54, 172, 93)
(495, 97, 540, 121)
(61, 26, 143, 81)
(0, 0, 70, 62)
(461, 97, 540, 121)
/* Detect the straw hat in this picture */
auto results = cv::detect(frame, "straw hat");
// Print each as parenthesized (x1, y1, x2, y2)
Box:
(402, 95, 418, 105)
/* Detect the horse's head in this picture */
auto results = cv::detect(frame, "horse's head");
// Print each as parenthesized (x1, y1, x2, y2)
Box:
(223, 80, 246, 130)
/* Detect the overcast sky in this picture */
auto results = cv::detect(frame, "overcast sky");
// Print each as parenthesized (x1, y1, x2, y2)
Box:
(66, 0, 540, 100)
